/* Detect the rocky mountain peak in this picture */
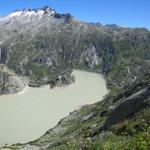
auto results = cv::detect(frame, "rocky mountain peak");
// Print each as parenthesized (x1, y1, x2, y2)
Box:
(0, 6, 74, 24)
(42, 5, 55, 13)
(14, 5, 56, 14)
(4, 6, 56, 19)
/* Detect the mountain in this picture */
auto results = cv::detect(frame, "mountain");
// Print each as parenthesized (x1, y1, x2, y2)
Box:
(0, 6, 74, 88)
(0, 6, 150, 150)
(0, 6, 72, 45)
(0, 6, 150, 88)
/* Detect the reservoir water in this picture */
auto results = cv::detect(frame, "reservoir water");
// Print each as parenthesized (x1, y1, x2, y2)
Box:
(0, 70, 108, 146)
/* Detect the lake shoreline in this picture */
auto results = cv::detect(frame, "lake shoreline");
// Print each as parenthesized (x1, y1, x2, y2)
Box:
(0, 70, 108, 145)
(0, 84, 28, 98)
(0, 69, 105, 97)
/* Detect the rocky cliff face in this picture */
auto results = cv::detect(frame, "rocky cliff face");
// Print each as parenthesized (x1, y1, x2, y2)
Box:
(0, 65, 26, 95)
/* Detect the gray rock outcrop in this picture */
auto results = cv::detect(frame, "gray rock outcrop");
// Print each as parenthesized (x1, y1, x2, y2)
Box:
(48, 72, 75, 88)
(0, 65, 26, 95)
(104, 86, 150, 129)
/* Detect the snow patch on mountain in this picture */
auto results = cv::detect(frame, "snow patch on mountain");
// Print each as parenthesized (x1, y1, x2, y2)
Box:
(9, 11, 23, 17)
(0, 6, 56, 22)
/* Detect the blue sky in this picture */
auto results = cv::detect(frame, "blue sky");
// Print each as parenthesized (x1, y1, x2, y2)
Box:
(0, 0, 149, 30)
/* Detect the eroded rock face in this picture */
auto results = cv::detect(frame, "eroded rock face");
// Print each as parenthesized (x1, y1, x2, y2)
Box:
(32, 54, 58, 67)
(0, 65, 26, 95)
(80, 45, 99, 69)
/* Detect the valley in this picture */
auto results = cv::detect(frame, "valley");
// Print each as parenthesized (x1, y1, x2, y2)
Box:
(0, 6, 149, 150)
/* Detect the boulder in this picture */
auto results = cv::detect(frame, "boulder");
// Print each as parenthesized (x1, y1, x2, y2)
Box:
(104, 86, 150, 129)
(80, 113, 94, 123)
